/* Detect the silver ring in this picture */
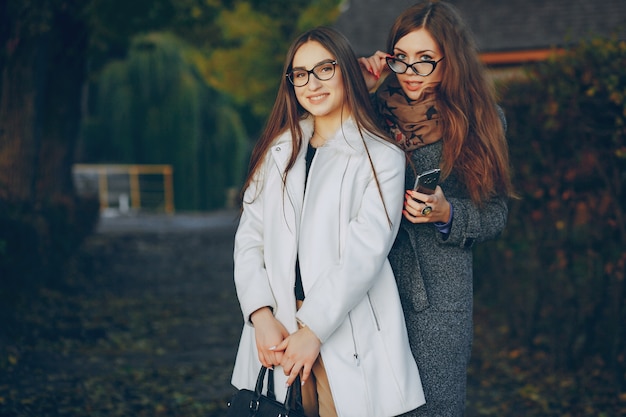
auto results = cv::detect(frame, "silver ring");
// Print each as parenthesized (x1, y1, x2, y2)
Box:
(421, 206, 433, 216)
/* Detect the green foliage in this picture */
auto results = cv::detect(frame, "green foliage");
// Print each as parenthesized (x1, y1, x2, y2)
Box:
(87, 0, 176, 69)
(81, 0, 344, 209)
(296, 0, 343, 31)
(86, 0, 342, 120)
(207, 0, 342, 117)
(475, 36, 626, 386)
(82, 32, 248, 210)
(86, 0, 230, 70)
(207, 3, 282, 117)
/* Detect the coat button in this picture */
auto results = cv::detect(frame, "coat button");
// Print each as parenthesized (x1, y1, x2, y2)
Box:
(276, 146, 281, 152)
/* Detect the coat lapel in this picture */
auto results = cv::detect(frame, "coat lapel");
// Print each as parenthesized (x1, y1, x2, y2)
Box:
(269, 118, 313, 234)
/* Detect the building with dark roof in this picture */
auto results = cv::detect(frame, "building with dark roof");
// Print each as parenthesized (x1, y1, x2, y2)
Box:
(334, 0, 626, 70)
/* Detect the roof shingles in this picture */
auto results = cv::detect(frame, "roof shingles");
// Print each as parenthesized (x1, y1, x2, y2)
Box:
(334, 0, 626, 56)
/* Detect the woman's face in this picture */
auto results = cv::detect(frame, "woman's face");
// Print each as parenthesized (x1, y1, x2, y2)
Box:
(392, 28, 443, 101)
(290, 41, 346, 126)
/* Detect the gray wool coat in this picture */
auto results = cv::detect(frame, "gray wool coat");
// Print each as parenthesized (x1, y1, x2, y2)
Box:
(391, 140, 508, 417)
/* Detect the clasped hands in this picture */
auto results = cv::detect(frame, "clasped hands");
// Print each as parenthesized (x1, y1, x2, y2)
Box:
(251, 307, 321, 387)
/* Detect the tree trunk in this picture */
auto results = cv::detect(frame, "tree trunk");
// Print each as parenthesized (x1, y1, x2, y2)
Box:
(0, 1, 97, 285)
(0, 29, 38, 202)
(36, 10, 88, 201)
(0, 1, 87, 204)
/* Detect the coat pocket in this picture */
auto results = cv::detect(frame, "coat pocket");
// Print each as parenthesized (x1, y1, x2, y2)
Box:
(389, 231, 430, 313)
(366, 292, 381, 331)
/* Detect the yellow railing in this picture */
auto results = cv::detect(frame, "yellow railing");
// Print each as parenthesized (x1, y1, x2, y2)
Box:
(73, 164, 175, 214)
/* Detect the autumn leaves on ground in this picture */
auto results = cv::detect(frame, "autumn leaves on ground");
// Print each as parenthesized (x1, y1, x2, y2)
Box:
(1, 213, 624, 417)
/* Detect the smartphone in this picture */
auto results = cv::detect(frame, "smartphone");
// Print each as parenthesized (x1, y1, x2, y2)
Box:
(413, 168, 441, 194)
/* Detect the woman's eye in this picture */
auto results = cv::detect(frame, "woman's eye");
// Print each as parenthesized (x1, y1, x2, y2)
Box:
(294, 71, 306, 79)
(395, 53, 407, 61)
(420, 54, 434, 62)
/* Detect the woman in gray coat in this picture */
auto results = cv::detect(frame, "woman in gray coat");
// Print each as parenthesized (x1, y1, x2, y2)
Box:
(359, 1, 516, 416)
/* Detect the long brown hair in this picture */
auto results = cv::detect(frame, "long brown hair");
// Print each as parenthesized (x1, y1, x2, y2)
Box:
(387, 0, 515, 204)
(241, 26, 389, 202)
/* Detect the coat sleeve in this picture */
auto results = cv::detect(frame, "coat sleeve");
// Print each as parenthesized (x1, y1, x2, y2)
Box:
(436, 195, 508, 248)
(433, 107, 509, 248)
(233, 157, 277, 325)
(296, 143, 406, 343)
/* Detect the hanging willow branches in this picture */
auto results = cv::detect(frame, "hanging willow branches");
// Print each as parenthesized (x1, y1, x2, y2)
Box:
(82, 32, 248, 210)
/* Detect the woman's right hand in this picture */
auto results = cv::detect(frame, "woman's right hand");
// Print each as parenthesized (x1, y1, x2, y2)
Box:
(250, 307, 289, 368)
(358, 50, 391, 90)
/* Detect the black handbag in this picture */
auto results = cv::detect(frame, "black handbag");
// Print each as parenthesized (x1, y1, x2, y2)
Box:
(227, 366, 305, 417)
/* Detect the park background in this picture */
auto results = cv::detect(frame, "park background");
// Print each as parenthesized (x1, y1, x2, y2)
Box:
(1, 0, 625, 415)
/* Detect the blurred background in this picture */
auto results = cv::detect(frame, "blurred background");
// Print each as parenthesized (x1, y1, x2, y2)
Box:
(1, 0, 625, 416)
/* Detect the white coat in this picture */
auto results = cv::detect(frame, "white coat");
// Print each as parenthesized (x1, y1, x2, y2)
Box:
(231, 116, 425, 417)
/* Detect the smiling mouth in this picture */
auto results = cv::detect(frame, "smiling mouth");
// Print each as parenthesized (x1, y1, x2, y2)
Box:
(403, 80, 423, 90)
(308, 93, 328, 102)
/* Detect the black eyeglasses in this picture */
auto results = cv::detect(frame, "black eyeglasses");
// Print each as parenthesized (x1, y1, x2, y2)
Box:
(386, 56, 444, 76)
(286, 60, 338, 87)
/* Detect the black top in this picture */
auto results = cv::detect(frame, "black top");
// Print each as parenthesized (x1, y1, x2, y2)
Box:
(295, 143, 317, 301)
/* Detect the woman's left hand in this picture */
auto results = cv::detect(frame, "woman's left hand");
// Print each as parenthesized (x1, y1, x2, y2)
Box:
(272, 326, 321, 387)
(403, 186, 451, 224)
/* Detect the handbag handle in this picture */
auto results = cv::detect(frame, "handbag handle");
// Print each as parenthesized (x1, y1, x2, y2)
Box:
(253, 366, 303, 415)
(266, 368, 276, 400)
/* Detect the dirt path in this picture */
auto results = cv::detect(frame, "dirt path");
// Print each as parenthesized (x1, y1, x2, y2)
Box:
(1, 211, 243, 417)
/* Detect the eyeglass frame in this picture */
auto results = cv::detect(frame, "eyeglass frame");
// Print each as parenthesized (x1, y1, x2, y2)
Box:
(386, 56, 445, 77)
(286, 60, 338, 87)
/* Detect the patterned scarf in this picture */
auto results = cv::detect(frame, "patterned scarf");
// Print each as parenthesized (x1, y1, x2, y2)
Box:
(374, 74, 443, 152)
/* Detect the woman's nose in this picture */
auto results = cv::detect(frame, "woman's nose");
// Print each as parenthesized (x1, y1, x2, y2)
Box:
(307, 75, 322, 89)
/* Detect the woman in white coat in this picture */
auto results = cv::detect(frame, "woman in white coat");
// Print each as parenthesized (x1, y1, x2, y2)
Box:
(231, 27, 424, 417)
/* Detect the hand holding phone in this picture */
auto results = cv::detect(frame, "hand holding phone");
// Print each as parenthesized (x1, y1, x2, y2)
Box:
(413, 168, 441, 195)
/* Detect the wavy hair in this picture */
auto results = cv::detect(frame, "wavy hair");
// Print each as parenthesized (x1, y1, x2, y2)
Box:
(387, 1, 515, 204)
